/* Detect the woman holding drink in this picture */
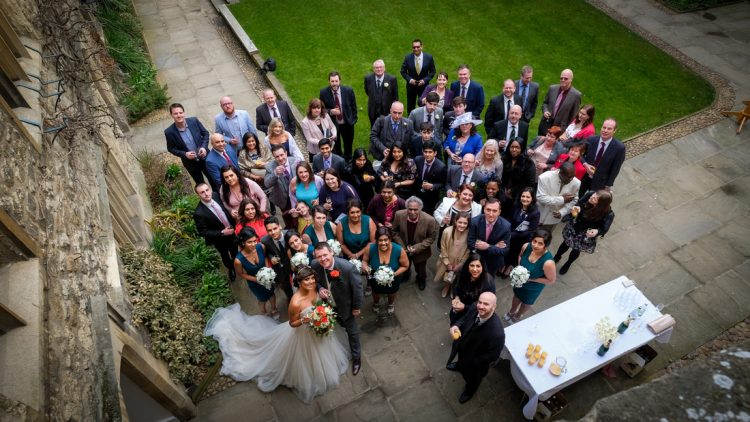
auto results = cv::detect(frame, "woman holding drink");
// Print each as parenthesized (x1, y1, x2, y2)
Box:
(554, 190, 615, 274)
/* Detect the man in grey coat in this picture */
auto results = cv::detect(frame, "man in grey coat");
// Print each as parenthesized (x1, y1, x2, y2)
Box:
(264, 145, 298, 228)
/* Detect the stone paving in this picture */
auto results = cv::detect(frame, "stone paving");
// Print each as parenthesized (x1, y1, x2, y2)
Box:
(128, 0, 750, 420)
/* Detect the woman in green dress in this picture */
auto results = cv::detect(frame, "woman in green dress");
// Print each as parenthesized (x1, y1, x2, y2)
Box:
(302, 205, 338, 247)
(337, 199, 376, 261)
(504, 229, 556, 323)
(362, 226, 409, 316)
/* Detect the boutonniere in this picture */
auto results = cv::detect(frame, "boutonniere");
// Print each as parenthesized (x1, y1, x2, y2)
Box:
(470, 182, 476, 188)
(328, 269, 341, 282)
(384, 82, 389, 88)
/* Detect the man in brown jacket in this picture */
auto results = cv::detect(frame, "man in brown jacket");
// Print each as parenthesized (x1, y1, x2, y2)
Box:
(391, 196, 439, 290)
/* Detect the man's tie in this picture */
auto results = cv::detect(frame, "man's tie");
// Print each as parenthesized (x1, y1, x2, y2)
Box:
(594, 141, 606, 166)
(422, 162, 431, 180)
(506, 99, 511, 118)
(324, 159, 331, 170)
(460, 85, 467, 98)
(426, 113, 432, 124)
(485, 222, 493, 241)
(415, 56, 422, 74)
(520, 84, 527, 108)
(210, 201, 230, 227)
(283, 165, 290, 180)
(510, 125, 516, 141)
(333, 90, 344, 123)
(553, 90, 565, 118)
(392, 122, 398, 136)
(272, 106, 280, 119)
(461, 174, 468, 186)
(222, 151, 231, 163)
(376, 79, 381, 89)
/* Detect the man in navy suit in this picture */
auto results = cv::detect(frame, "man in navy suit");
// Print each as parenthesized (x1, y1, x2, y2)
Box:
(490, 105, 530, 152)
(205, 133, 239, 190)
(468, 199, 510, 276)
(193, 183, 236, 279)
(400, 39, 436, 113)
(255, 89, 296, 136)
(365, 59, 399, 126)
(320, 71, 358, 160)
(164, 103, 210, 186)
(312, 138, 347, 176)
(515, 65, 539, 123)
(580, 118, 626, 195)
(450, 64, 485, 117)
(414, 141, 447, 214)
(447, 292, 505, 404)
(485, 79, 523, 137)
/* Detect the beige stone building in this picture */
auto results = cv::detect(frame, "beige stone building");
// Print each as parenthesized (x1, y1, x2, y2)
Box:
(0, 1, 195, 420)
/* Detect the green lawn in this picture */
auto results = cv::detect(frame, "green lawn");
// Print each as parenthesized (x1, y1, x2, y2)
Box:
(230, 0, 714, 151)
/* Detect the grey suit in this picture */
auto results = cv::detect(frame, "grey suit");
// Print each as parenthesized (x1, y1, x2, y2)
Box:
(408, 106, 444, 143)
(312, 258, 363, 359)
(264, 157, 298, 210)
(369, 116, 414, 161)
(312, 152, 347, 176)
(447, 166, 483, 192)
(515, 80, 539, 122)
(541, 85, 582, 129)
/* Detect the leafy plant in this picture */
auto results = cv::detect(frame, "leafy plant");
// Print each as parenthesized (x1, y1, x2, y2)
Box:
(195, 271, 233, 320)
(166, 163, 183, 180)
(170, 240, 220, 288)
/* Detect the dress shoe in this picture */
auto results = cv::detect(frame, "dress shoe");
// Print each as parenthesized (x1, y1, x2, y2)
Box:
(418, 279, 426, 290)
(458, 390, 474, 404)
(227, 268, 236, 281)
(559, 261, 571, 275)
(446, 362, 458, 371)
(553, 255, 561, 263)
(352, 359, 361, 376)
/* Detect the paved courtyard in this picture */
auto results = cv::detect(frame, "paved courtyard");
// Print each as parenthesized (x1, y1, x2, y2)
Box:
(130, 0, 750, 420)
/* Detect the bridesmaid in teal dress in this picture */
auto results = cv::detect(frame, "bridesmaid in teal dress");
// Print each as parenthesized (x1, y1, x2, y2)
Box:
(504, 229, 556, 324)
(337, 199, 376, 260)
(363, 226, 409, 316)
(302, 206, 338, 247)
(234, 227, 278, 319)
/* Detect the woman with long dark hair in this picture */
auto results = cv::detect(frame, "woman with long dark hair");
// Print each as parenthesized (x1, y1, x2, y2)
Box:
(434, 212, 471, 298)
(449, 253, 496, 325)
(238, 132, 272, 185)
(363, 226, 409, 316)
(345, 148, 377, 208)
(376, 141, 416, 200)
(234, 198, 269, 237)
(500, 187, 541, 278)
(220, 165, 268, 218)
(554, 190, 615, 274)
(500, 139, 536, 218)
(505, 229, 556, 323)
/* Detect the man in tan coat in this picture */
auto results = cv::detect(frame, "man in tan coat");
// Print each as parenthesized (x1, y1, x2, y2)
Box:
(391, 196, 439, 290)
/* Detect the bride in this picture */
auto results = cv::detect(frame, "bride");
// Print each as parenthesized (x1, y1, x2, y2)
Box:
(204, 266, 350, 403)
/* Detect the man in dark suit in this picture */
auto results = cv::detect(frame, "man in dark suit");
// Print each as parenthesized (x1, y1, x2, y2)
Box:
(391, 198, 439, 290)
(164, 103, 210, 186)
(414, 141, 447, 213)
(193, 183, 236, 279)
(312, 138, 347, 176)
(255, 89, 296, 136)
(467, 199, 510, 276)
(539, 68, 581, 135)
(400, 39, 436, 113)
(364, 59, 399, 126)
(450, 64, 485, 117)
(409, 122, 441, 159)
(580, 118, 626, 195)
(264, 145, 298, 229)
(320, 71, 358, 160)
(369, 101, 414, 161)
(515, 65, 539, 123)
(484, 79, 523, 137)
(260, 216, 293, 301)
(409, 91, 444, 145)
(443, 96, 467, 141)
(489, 105, 530, 152)
(447, 292, 505, 403)
(446, 154, 482, 195)
(313, 242, 364, 375)
(205, 133, 239, 190)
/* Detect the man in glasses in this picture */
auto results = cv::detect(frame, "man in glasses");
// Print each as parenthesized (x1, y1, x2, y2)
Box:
(538, 68, 581, 135)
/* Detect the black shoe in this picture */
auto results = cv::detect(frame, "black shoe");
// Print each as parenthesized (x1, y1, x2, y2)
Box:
(446, 362, 458, 371)
(559, 262, 571, 275)
(228, 268, 236, 281)
(418, 279, 426, 290)
(458, 390, 474, 404)
(554, 255, 561, 263)
(352, 359, 361, 376)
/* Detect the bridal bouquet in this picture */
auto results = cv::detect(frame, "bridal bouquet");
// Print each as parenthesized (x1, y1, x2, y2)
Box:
(595, 317, 618, 344)
(348, 258, 363, 273)
(309, 300, 337, 336)
(509, 266, 530, 288)
(374, 266, 395, 287)
(290, 252, 309, 269)
(327, 239, 342, 256)
(255, 267, 276, 290)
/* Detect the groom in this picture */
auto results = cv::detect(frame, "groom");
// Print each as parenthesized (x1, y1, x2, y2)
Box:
(312, 242, 364, 375)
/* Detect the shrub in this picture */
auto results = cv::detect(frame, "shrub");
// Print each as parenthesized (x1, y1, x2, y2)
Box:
(170, 239, 220, 288)
(136, 151, 193, 211)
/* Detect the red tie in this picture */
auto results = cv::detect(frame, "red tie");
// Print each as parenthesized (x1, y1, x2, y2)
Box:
(485, 222, 493, 240)
(223, 151, 231, 163)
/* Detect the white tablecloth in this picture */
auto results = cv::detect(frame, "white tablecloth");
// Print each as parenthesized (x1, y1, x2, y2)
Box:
(500, 276, 673, 419)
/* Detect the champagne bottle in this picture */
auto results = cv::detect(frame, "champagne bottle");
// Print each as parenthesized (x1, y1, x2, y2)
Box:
(597, 339, 612, 356)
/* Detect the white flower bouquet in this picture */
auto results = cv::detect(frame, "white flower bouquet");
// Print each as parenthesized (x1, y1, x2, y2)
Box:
(255, 267, 276, 290)
(374, 266, 395, 287)
(595, 317, 618, 344)
(348, 258, 363, 273)
(290, 252, 309, 268)
(509, 266, 530, 288)
(327, 239, 342, 256)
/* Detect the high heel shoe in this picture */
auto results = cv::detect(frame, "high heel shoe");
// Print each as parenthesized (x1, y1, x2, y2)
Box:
(559, 261, 572, 274)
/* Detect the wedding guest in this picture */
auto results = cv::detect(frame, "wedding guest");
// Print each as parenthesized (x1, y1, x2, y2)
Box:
(234, 227, 278, 319)
(443, 96, 467, 141)
(301, 98, 337, 161)
(527, 126, 566, 177)
(289, 161, 324, 209)
(475, 139, 504, 183)
(536, 163, 580, 231)
(477, 176, 503, 208)
(434, 184, 482, 229)
(500, 188, 540, 278)
(261, 216, 293, 301)
(220, 165, 268, 217)
(552, 142, 588, 180)
(449, 253, 496, 325)
(302, 206, 339, 246)
(500, 139, 536, 218)
(312, 138, 347, 177)
(285, 229, 314, 268)
(376, 141, 417, 200)
(345, 148, 377, 209)
(263, 117, 304, 162)
(414, 140, 447, 214)
(193, 183, 236, 279)
(505, 229, 556, 323)
(554, 190, 615, 274)
(363, 226, 409, 316)
(390, 196, 439, 290)
(420, 70, 454, 112)
(234, 198, 269, 237)
(289, 200, 314, 235)
(366, 181, 406, 228)
(237, 132, 271, 186)
(467, 198, 511, 277)
(444, 112, 484, 166)
(337, 199, 376, 261)
(434, 212, 471, 298)
(320, 168, 359, 221)
(447, 292, 504, 404)
(559, 104, 595, 146)
(265, 145, 298, 229)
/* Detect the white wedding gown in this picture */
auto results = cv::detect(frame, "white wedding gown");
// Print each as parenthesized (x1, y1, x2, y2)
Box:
(204, 303, 350, 403)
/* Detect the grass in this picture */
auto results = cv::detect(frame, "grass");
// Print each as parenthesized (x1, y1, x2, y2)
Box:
(230, 0, 714, 149)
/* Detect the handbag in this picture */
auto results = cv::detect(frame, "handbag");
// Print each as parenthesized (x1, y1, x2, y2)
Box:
(537, 117, 553, 136)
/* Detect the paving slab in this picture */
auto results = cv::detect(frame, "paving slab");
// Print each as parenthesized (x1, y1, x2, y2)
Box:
(626, 255, 702, 306)
(194, 382, 273, 422)
(689, 270, 750, 328)
(670, 233, 748, 284)
(650, 201, 722, 246)
(332, 388, 395, 422)
(269, 388, 320, 422)
(389, 381, 457, 422)
(605, 222, 679, 270)
(366, 341, 430, 396)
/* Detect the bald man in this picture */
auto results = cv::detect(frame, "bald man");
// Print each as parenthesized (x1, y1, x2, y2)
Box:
(205, 132, 239, 190)
(255, 89, 296, 135)
(485, 79, 523, 136)
(490, 105, 529, 152)
(539, 68, 581, 135)
(214, 95, 257, 151)
(369, 101, 413, 161)
(447, 291, 505, 404)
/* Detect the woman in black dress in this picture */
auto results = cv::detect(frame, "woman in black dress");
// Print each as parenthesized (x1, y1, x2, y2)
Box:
(500, 187, 541, 278)
(345, 148, 377, 208)
(449, 253, 496, 325)
(554, 190, 615, 274)
(500, 139, 536, 219)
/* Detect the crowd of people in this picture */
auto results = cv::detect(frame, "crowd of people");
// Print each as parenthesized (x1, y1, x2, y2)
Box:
(167, 39, 624, 405)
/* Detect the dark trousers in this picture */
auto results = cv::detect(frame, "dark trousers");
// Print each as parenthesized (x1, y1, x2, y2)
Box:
(460, 366, 485, 395)
(406, 84, 426, 114)
(579, 175, 592, 197)
(408, 258, 428, 284)
(213, 237, 237, 271)
(338, 315, 361, 359)
(182, 158, 209, 187)
(336, 122, 355, 161)
(278, 269, 294, 301)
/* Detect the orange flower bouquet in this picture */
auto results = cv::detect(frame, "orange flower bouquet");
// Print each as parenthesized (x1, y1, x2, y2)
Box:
(308, 299, 337, 336)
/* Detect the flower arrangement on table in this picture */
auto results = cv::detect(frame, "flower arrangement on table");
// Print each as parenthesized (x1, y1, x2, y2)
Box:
(327, 239, 342, 256)
(374, 266, 395, 287)
(290, 252, 309, 269)
(595, 317, 618, 344)
(255, 267, 277, 290)
(509, 266, 530, 288)
(308, 300, 337, 336)
(348, 258, 363, 273)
